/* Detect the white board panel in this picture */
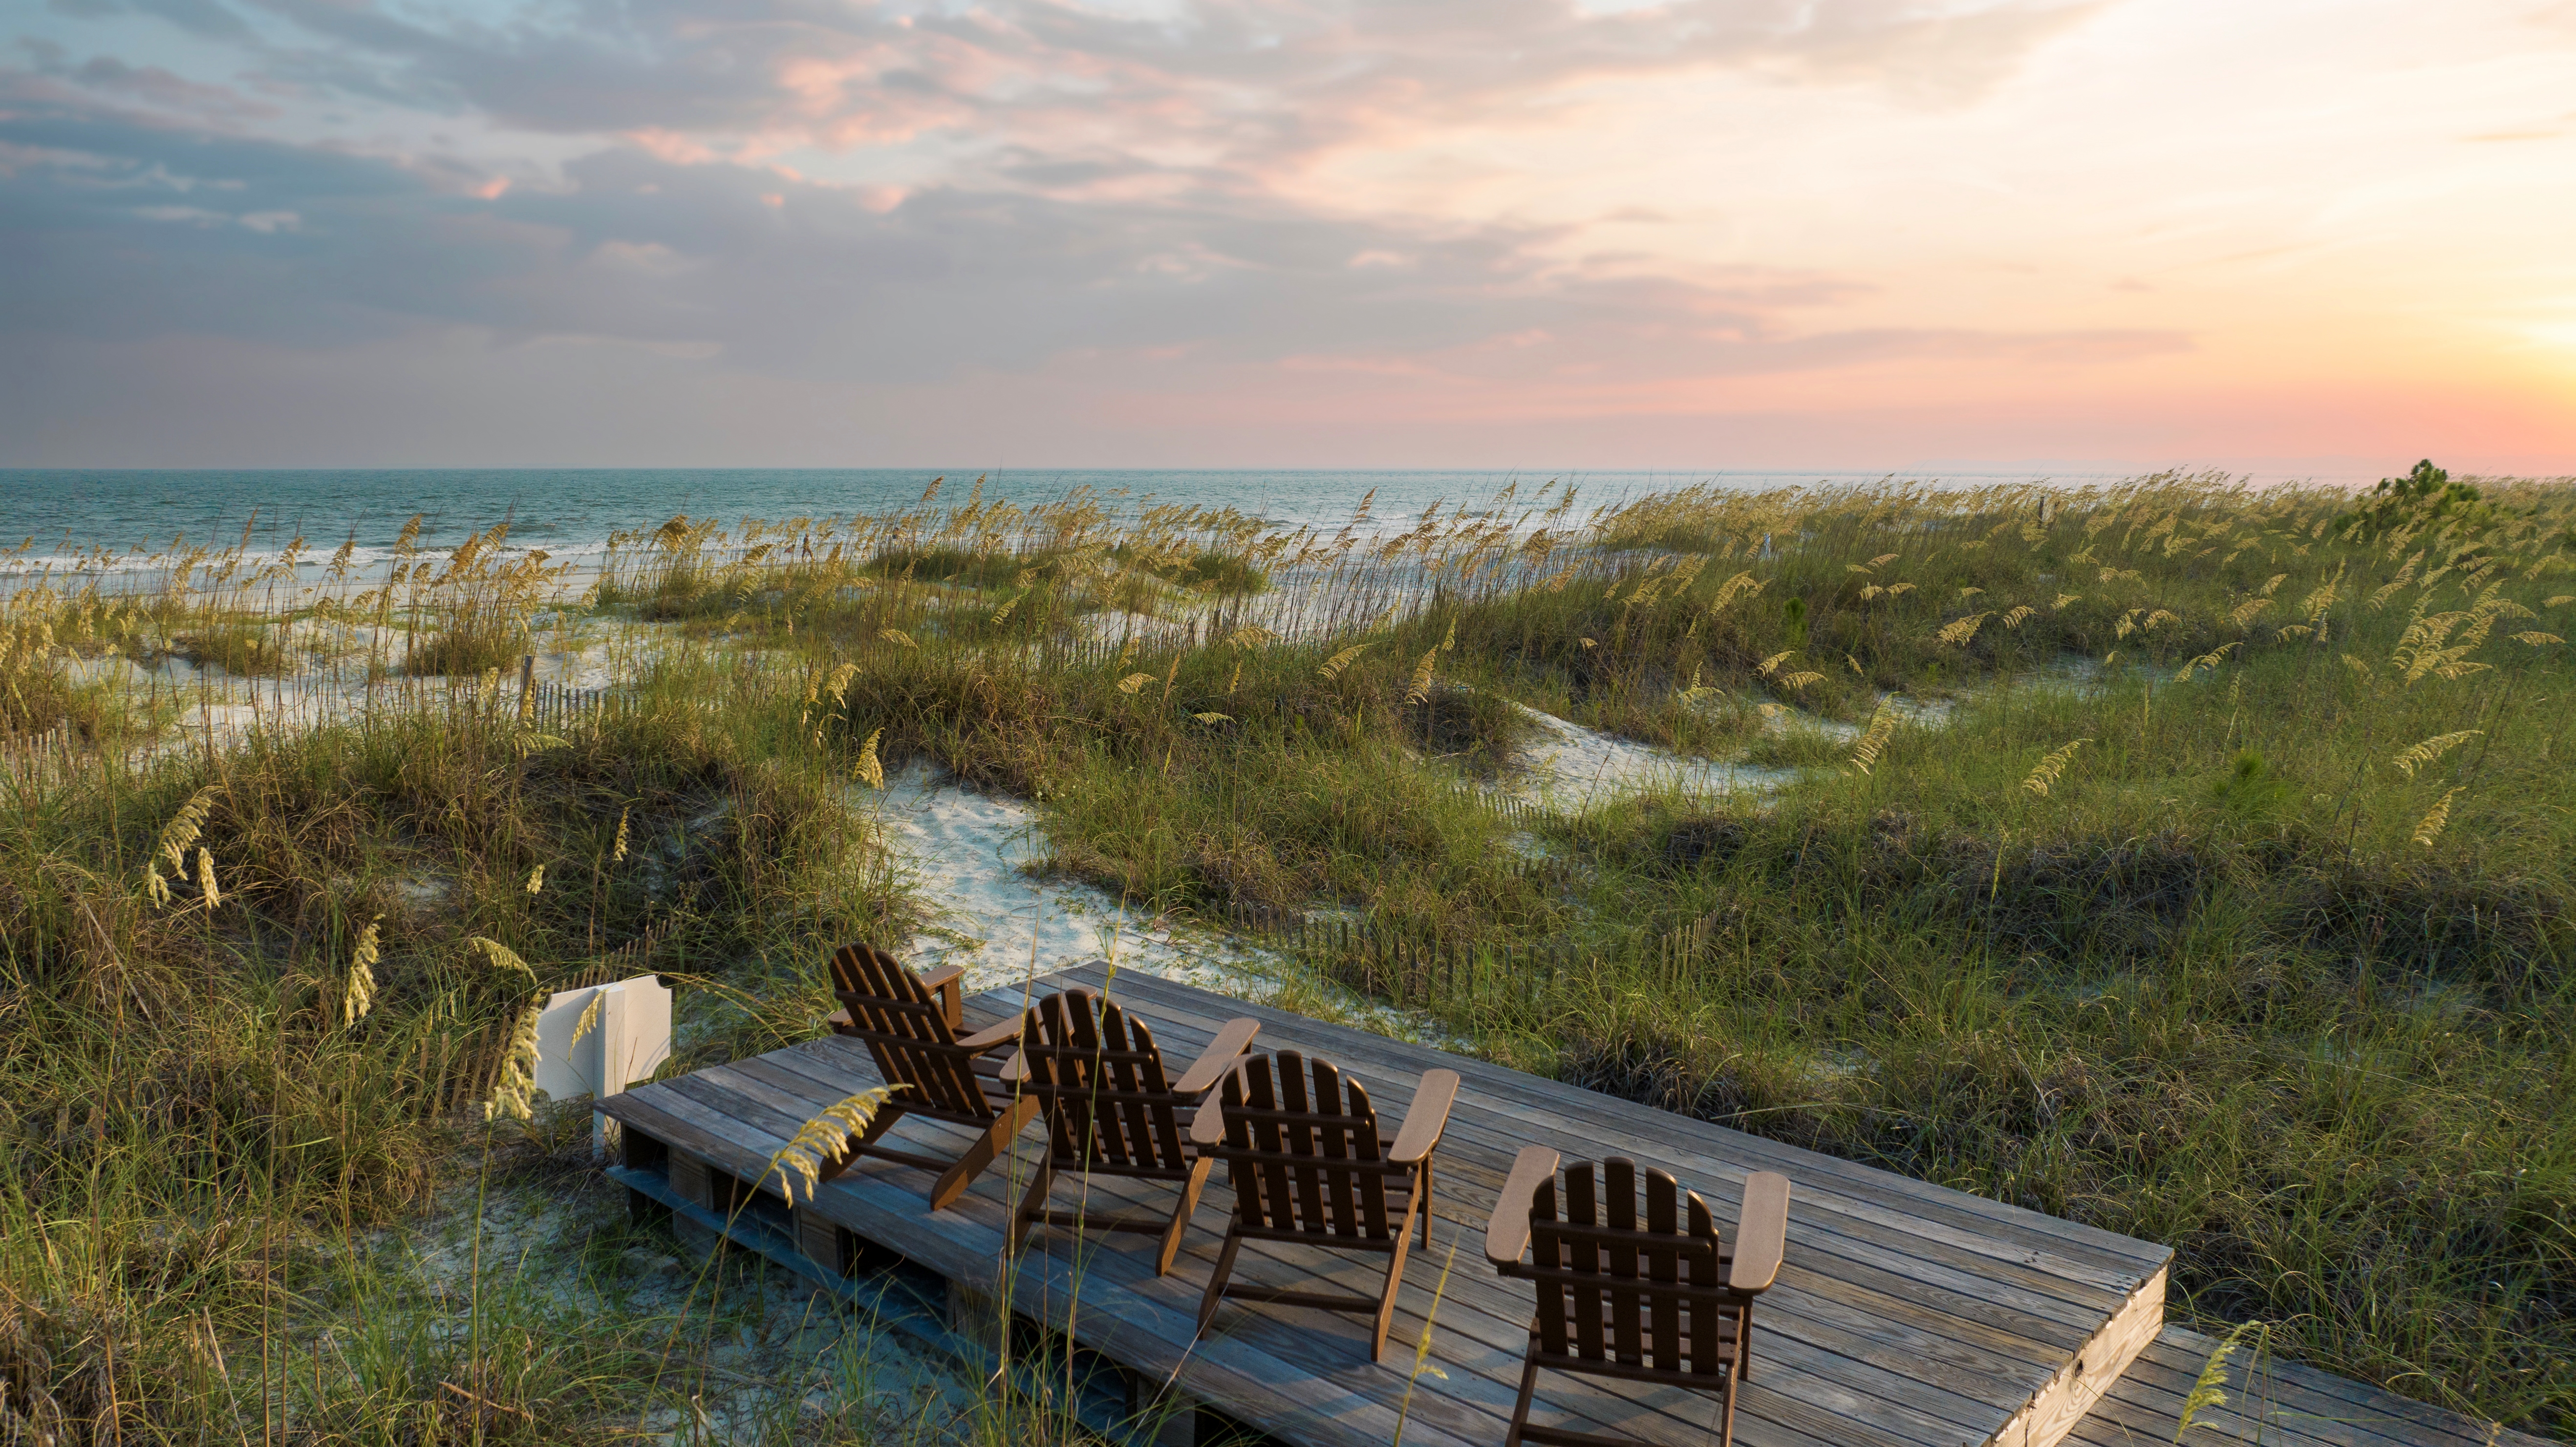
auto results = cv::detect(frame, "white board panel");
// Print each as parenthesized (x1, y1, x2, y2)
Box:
(531, 973, 672, 1102)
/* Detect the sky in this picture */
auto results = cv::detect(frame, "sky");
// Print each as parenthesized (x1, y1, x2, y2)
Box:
(2, 0, 2572, 476)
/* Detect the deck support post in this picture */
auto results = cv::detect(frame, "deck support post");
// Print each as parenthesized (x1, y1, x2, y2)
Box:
(945, 1279, 1009, 1361)
(1147, 1402, 1200, 1447)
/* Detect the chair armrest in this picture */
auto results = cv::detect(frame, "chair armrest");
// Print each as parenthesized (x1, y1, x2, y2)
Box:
(1171, 1018, 1263, 1096)
(1727, 1171, 1791, 1294)
(1190, 1063, 1255, 1148)
(1485, 1146, 1559, 1267)
(995, 1048, 1029, 1084)
(918, 963, 967, 1030)
(1388, 1068, 1460, 1165)
(826, 1007, 854, 1034)
(958, 1017, 1022, 1053)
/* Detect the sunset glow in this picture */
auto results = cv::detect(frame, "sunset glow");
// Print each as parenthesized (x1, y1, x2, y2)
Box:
(4, 0, 2572, 473)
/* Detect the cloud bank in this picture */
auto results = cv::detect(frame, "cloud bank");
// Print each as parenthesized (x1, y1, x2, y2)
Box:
(3, 0, 2570, 468)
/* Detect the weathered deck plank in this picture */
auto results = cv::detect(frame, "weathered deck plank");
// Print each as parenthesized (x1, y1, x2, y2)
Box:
(2066, 1324, 2555, 1447)
(587, 963, 2529, 1447)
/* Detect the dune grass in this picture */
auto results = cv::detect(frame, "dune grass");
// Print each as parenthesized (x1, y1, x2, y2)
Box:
(3, 466, 2572, 1438)
(0, 651, 936, 1440)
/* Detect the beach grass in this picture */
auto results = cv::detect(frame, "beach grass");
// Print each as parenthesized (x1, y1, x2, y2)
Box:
(2, 465, 2572, 1438)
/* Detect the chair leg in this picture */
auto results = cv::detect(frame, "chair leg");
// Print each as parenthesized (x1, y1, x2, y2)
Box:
(1503, 1345, 1541, 1447)
(815, 1104, 908, 1185)
(1195, 1231, 1245, 1338)
(1371, 1191, 1419, 1362)
(1009, 1153, 1056, 1255)
(1157, 1156, 1215, 1277)
(1737, 1302, 1754, 1383)
(929, 1097, 1039, 1210)
(1418, 1159, 1434, 1249)
(1719, 1363, 1738, 1447)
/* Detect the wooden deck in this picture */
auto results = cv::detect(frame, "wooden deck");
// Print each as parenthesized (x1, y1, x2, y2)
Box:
(593, 964, 2541, 1447)
(2067, 1324, 2554, 1447)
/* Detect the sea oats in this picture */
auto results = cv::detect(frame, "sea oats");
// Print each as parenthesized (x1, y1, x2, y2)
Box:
(2411, 786, 2464, 848)
(1318, 642, 1370, 680)
(855, 727, 886, 789)
(1405, 648, 1438, 705)
(2300, 569, 2343, 620)
(570, 989, 606, 1052)
(2021, 738, 2090, 797)
(1846, 699, 1898, 776)
(155, 785, 222, 878)
(466, 935, 539, 993)
(769, 1087, 906, 1202)
(485, 1004, 544, 1123)
(1706, 571, 1764, 614)
(1935, 613, 1992, 647)
(1756, 649, 1795, 677)
(2174, 642, 2238, 682)
(343, 915, 382, 1027)
(2392, 730, 2480, 779)
(2174, 1322, 2258, 1439)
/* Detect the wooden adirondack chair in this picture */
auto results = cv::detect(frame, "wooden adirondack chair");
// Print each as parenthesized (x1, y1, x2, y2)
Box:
(822, 942, 1037, 1209)
(1189, 1049, 1460, 1362)
(826, 941, 966, 1033)
(1484, 1148, 1791, 1447)
(1002, 986, 1262, 1275)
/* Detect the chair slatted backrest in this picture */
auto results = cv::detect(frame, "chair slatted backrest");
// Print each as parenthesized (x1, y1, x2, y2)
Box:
(1216, 1050, 1393, 1241)
(830, 943, 992, 1121)
(1526, 1158, 1733, 1376)
(1020, 988, 1189, 1175)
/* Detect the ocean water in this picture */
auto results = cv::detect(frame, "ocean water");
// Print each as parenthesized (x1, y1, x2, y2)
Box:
(0, 466, 2127, 572)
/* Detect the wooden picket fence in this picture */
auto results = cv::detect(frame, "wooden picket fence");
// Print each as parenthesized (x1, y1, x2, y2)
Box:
(1220, 894, 1724, 1014)
(519, 676, 623, 733)
(0, 720, 87, 786)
